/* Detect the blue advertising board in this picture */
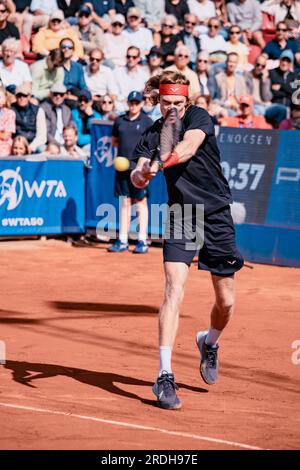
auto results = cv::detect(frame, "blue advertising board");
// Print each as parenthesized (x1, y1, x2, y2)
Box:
(0, 159, 85, 235)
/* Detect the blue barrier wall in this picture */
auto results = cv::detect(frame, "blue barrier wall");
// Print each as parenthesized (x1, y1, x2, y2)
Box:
(0, 159, 85, 235)
(87, 123, 300, 267)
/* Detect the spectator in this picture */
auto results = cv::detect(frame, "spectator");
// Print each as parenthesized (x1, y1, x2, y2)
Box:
(210, 52, 248, 114)
(0, 0, 20, 50)
(43, 141, 61, 154)
(12, 83, 47, 153)
(60, 37, 87, 92)
(41, 83, 72, 145)
(123, 7, 154, 61)
(245, 54, 273, 114)
(30, 48, 64, 101)
(102, 13, 131, 68)
(145, 45, 164, 76)
(213, 0, 229, 28)
(56, 0, 82, 22)
(11, 135, 29, 156)
(261, 0, 300, 33)
(141, 90, 161, 121)
(71, 89, 102, 148)
(222, 95, 273, 128)
(72, 4, 105, 59)
(195, 50, 212, 95)
(88, 0, 116, 32)
(114, 46, 150, 112)
(60, 123, 87, 158)
(177, 13, 201, 69)
(188, 0, 216, 27)
(32, 10, 84, 59)
(0, 85, 15, 156)
(108, 90, 153, 254)
(7, 0, 31, 37)
(269, 49, 297, 108)
(165, 0, 190, 27)
(200, 17, 228, 63)
(84, 48, 118, 99)
(227, 0, 265, 48)
(153, 14, 181, 67)
(133, 0, 165, 31)
(95, 93, 119, 121)
(262, 21, 300, 68)
(194, 92, 219, 123)
(227, 24, 250, 71)
(279, 103, 300, 129)
(22, 0, 58, 41)
(115, 0, 135, 18)
(165, 44, 201, 99)
(0, 38, 32, 89)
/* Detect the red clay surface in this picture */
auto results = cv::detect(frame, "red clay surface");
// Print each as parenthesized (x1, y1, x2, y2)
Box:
(0, 239, 299, 450)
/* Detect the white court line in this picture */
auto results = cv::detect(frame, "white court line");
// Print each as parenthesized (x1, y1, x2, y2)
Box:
(0, 402, 264, 450)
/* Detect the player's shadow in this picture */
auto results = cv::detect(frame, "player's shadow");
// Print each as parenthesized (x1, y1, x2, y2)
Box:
(50, 301, 158, 314)
(3, 360, 208, 407)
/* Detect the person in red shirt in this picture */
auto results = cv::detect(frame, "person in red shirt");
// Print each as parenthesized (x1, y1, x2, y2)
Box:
(223, 95, 273, 129)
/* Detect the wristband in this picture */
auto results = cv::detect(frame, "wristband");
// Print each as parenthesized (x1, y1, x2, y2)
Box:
(163, 150, 180, 169)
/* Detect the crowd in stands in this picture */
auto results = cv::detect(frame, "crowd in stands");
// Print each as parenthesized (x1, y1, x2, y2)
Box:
(0, 0, 300, 158)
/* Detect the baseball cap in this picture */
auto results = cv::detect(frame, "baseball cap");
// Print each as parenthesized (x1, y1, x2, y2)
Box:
(50, 10, 64, 21)
(149, 46, 163, 57)
(111, 14, 125, 25)
(16, 84, 31, 96)
(78, 4, 92, 15)
(280, 49, 294, 62)
(78, 89, 92, 101)
(239, 95, 253, 107)
(127, 91, 143, 102)
(127, 7, 141, 18)
(51, 83, 67, 94)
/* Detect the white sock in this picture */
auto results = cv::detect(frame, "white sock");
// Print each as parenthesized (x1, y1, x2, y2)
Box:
(119, 235, 128, 244)
(159, 346, 172, 375)
(205, 328, 222, 347)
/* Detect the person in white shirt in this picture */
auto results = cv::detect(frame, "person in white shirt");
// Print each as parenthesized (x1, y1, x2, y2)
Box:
(200, 17, 228, 62)
(123, 7, 154, 62)
(103, 13, 131, 68)
(0, 37, 32, 89)
(188, 0, 216, 26)
(133, 0, 165, 31)
(84, 48, 118, 99)
(22, 0, 58, 40)
(165, 44, 201, 99)
(114, 45, 150, 112)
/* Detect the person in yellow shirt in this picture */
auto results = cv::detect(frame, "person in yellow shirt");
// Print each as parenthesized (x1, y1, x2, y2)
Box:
(32, 10, 84, 60)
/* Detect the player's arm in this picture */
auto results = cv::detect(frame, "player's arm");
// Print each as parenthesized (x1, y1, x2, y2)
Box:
(162, 128, 206, 169)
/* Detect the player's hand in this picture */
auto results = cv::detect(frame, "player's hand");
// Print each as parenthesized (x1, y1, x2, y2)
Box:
(130, 169, 149, 189)
(141, 160, 160, 179)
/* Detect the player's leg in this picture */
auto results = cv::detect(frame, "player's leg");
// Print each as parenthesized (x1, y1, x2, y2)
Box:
(133, 197, 149, 254)
(153, 261, 190, 410)
(119, 196, 132, 245)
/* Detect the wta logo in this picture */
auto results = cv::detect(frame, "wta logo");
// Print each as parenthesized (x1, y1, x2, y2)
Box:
(0, 166, 67, 211)
(95, 136, 117, 167)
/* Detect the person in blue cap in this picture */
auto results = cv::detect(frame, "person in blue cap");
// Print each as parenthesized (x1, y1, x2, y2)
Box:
(108, 91, 153, 253)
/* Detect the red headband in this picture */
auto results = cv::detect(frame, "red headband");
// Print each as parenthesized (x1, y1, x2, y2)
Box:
(159, 84, 189, 97)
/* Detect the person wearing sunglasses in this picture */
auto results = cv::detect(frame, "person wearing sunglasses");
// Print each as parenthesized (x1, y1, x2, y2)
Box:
(145, 45, 164, 76)
(153, 14, 181, 68)
(72, 4, 105, 60)
(195, 51, 212, 95)
(84, 48, 118, 100)
(222, 94, 272, 129)
(114, 46, 149, 112)
(165, 44, 201, 100)
(244, 55, 272, 115)
(123, 7, 154, 63)
(41, 83, 73, 146)
(227, 0, 265, 49)
(227, 25, 249, 71)
(262, 21, 300, 67)
(71, 89, 101, 149)
(96, 94, 118, 121)
(165, 0, 190, 27)
(188, 0, 216, 30)
(177, 14, 201, 70)
(102, 13, 131, 68)
(32, 10, 84, 59)
(261, 0, 300, 34)
(199, 17, 228, 64)
(30, 48, 64, 101)
(59, 38, 87, 94)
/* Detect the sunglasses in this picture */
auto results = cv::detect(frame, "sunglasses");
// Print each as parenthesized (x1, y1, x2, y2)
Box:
(230, 30, 240, 34)
(112, 22, 123, 27)
(51, 19, 62, 23)
(177, 54, 189, 58)
(0, 8, 7, 13)
(277, 28, 287, 32)
(185, 21, 196, 25)
(149, 53, 161, 58)
(16, 93, 29, 98)
(79, 12, 90, 18)
(198, 59, 208, 63)
(79, 97, 89, 103)
(128, 16, 139, 20)
(162, 24, 173, 28)
(61, 44, 74, 50)
(90, 57, 101, 62)
(103, 100, 113, 104)
(208, 24, 219, 29)
(127, 54, 139, 59)
(53, 92, 65, 97)
(256, 63, 266, 68)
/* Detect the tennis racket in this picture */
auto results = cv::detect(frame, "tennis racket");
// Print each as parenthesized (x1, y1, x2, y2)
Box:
(158, 107, 181, 163)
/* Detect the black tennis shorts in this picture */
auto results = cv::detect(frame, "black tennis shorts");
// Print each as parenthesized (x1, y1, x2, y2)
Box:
(163, 205, 244, 277)
(114, 170, 148, 200)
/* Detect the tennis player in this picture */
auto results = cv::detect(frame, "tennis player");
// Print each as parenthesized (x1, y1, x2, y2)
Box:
(130, 71, 244, 410)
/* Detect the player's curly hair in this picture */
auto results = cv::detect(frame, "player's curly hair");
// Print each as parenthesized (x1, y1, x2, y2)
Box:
(144, 71, 190, 106)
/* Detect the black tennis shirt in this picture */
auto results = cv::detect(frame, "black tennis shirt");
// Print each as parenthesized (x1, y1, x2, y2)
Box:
(133, 105, 232, 214)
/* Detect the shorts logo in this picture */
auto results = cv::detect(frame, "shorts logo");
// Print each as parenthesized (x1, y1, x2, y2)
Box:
(227, 260, 236, 265)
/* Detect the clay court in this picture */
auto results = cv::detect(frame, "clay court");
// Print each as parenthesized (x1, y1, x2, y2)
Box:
(0, 239, 299, 450)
